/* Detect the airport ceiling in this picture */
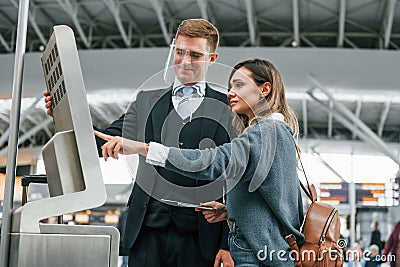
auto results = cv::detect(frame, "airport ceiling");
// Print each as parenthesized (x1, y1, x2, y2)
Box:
(0, 0, 399, 52)
(0, 0, 400, 168)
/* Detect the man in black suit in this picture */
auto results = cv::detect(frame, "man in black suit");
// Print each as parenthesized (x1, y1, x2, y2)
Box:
(45, 19, 234, 267)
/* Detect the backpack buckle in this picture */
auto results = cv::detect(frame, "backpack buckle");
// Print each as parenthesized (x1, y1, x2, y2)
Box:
(285, 233, 296, 242)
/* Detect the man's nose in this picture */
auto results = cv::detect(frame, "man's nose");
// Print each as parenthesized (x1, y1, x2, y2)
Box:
(182, 52, 192, 63)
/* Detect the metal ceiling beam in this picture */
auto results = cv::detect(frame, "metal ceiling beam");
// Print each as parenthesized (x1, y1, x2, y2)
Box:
(0, 0, 398, 53)
(42, 123, 52, 138)
(302, 98, 308, 138)
(116, 103, 126, 113)
(0, 117, 53, 158)
(328, 101, 333, 138)
(14, 29, 390, 50)
(150, 0, 170, 45)
(106, 38, 119, 48)
(57, 0, 91, 48)
(27, 0, 49, 45)
(144, 37, 156, 47)
(279, 37, 293, 47)
(337, 0, 346, 47)
(300, 36, 316, 47)
(89, 2, 110, 20)
(383, 0, 397, 49)
(196, 0, 208, 20)
(344, 37, 359, 49)
(34, 114, 53, 138)
(245, 0, 256, 46)
(307, 92, 399, 165)
(308, 0, 337, 15)
(258, 17, 291, 32)
(20, 114, 40, 140)
(311, 148, 349, 183)
(25, 114, 38, 124)
(90, 105, 113, 123)
(307, 17, 338, 33)
(302, 32, 379, 38)
(390, 41, 400, 50)
(346, 19, 375, 34)
(9, 0, 47, 45)
(0, 32, 12, 52)
(310, 0, 375, 21)
(239, 39, 250, 47)
(0, 9, 15, 51)
(292, 0, 300, 47)
(310, 0, 377, 35)
(224, 20, 248, 33)
(102, 0, 131, 47)
(257, 0, 287, 17)
(75, 2, 98, 44)
(205, 3, 224, 46)
(0, 97, 41, 148)
(225, 31, 288, 37)
(352, 99, 362, 139)
(308, 77, 400, 166)
(0, 8, 14, 26)
(163, 0, 175, 24)
(0, 112, 9, 123)
(122, 4, 144, 38)
(27, 10, 47, 46)
(31, 2, 57, 26)
(308, 127, 324, 139)
(378, 100, 391, 137)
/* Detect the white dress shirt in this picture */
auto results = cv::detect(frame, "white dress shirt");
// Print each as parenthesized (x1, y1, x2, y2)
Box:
(172, 77, 206, 120)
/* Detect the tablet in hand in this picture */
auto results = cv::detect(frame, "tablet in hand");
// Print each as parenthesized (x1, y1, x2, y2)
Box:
(161, 199, 213, 210)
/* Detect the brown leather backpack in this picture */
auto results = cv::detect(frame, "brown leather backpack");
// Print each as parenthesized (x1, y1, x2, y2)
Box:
(283, 167, 344, 267)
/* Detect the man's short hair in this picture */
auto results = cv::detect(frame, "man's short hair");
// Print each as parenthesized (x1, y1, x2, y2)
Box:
(175, 19, 219, 52)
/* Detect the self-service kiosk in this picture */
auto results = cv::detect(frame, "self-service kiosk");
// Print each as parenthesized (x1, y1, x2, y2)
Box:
(8, 25, 119, 267)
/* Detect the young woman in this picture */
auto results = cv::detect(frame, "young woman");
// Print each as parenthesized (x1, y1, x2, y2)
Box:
(96, 59, 305, 266)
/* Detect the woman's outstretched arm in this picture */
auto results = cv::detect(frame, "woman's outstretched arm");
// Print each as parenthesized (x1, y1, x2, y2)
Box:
(95, 129, 251, 182)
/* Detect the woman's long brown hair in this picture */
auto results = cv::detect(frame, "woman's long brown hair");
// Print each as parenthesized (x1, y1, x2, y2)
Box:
(228, 58, 299, 137)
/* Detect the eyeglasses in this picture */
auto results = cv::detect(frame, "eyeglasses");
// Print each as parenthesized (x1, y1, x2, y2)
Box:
(174, 47, 210, 60)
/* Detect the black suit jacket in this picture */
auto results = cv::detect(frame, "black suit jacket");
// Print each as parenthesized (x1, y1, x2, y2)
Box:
(95, 85, 235, 260)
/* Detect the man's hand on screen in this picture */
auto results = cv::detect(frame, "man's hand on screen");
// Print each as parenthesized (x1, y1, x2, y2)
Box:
(43, 90, 53, 116)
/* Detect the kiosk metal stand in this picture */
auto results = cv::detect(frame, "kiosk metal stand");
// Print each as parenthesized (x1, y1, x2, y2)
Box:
(0, 6, 120, 265)
(0, 1, 30, 266)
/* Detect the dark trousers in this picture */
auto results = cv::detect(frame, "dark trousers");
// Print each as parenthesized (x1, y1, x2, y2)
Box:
(128, 225, 214, 267)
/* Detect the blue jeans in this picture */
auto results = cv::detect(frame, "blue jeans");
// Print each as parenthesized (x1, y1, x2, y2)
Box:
(229, 223, 267, 267)
(121, 256, 128, 267)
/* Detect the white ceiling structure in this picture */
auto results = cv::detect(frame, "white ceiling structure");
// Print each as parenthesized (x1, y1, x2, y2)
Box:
(0, 0, 400, 177)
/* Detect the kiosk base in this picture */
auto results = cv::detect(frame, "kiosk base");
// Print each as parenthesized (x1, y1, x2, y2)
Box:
(9, 224, 119, 267)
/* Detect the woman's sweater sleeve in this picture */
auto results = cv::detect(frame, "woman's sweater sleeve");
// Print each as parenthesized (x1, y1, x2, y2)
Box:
(164, 130, 252, 181)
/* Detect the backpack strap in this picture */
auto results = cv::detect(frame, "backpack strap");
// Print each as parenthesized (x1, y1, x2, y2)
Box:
(278, 141, 315, 265)
(281, 224, 302, 267)
(296, 148, 313, 201)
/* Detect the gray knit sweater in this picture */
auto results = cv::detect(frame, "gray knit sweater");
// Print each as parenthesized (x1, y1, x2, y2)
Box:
(165, 118, 305, 266)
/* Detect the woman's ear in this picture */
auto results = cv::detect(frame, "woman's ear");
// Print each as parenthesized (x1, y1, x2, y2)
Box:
(261, 82, 272, 97)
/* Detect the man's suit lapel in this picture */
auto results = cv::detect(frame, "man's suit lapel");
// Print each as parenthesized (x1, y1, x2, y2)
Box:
(199, 86, 228, 141)
(150, 88, 172, 143)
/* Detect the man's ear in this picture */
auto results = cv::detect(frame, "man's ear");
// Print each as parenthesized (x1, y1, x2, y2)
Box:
(261, 82, 271, 97)
(208, 53, 218, 65)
